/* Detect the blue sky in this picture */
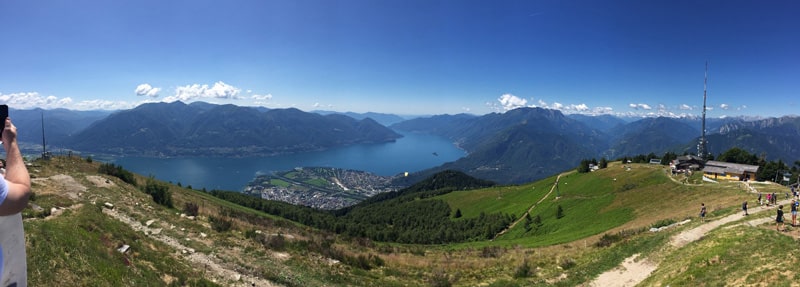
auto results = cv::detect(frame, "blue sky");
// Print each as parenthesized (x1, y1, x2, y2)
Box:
(0, 0, 797, 118)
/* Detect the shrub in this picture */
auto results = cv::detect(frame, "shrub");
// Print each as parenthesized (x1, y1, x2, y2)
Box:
(559, 258, 576, 270)
(143, 179, 173, 208)
(98, 163, 136, 186)
(183, 202, 199, 217)
(209, 216, 233, 232)
(513, 259, 531, 278)
(428, 269, 453, 287)
(595, 233, 622, 248)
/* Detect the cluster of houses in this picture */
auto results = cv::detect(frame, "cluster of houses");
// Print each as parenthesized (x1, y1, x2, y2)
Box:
(670, 155, 759, 181)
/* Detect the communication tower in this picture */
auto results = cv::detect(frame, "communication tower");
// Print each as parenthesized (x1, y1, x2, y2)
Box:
(697, 61, 709, 158)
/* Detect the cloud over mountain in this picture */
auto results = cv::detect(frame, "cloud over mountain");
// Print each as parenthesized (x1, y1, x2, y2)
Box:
(135, 84, 161, 97)
(165, 81, 242, 102)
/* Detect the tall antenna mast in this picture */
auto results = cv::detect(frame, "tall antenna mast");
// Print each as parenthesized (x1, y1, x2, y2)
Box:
(698, 61, 708, 158)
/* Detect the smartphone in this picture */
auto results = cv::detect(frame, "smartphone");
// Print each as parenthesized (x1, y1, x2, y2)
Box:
(0, 104, 7, 137)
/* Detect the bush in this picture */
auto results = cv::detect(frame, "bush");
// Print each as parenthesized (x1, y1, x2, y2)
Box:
(595, 233, 622, 248)
(513, 259, 531, 278)
(209, 216, 233, 232)
(428, 269, 453, 287)
(183, 202, 199, 217)
(98, 163, 136, 186)
(559, 258, 576, 270)
(143, 179, 173, 208)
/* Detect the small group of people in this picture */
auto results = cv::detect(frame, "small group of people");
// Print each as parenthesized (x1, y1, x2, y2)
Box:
(758, 192, 780, 206)
(775, 199, 800, 232)
(703, 194, 800, 233)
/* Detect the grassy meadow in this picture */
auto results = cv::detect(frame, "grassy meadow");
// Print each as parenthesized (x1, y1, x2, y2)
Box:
(21, 156, 796, 286)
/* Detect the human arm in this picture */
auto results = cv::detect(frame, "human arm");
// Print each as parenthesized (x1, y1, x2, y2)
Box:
(0, 117, 31, 216)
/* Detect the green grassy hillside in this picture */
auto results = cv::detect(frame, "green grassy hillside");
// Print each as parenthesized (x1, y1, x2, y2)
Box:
(20, 156, 793, 286)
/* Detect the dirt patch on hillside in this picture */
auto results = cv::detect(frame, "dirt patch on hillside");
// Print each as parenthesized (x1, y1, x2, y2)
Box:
(32, 174, 87, 200)
(86, 175, 115, 188)
(588, 253, 657, 287)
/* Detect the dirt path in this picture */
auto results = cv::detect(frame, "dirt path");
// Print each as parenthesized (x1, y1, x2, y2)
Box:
(588, 189, 790, 287)
(493, 171, 571, 239)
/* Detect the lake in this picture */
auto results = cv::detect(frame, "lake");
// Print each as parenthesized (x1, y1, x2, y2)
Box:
(110, 131, 465, 191)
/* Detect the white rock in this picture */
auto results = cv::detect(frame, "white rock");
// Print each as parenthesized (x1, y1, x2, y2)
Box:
(104, 202, 114, 209)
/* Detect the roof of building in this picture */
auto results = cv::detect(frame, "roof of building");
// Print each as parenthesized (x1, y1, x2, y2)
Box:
(703, 160, 759, 174)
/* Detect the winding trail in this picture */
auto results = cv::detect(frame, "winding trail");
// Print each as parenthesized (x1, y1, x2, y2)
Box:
(587, 183, 789, 287)
(494, 171, 572, 239)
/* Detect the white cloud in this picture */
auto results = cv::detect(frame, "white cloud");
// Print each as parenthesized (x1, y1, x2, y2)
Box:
(135, 83, 161, 97)
(0, 92, 137, 110)
(679, 104, 693, 110)
(551, 102, 563, 110)
(165, 81, 242, 102)
(72, 99, 138, 110)
(570, 103, 589, 112)
(719, 103, 729, 110)
(0, 92, 71, 109)
(251, 94, 273, 101)
(592, 106, 613, 114)
(498, 93, 528, 111)
(629, 103, 652, 110)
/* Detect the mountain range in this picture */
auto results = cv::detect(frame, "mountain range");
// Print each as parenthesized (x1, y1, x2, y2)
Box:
(392, 109, 800, 184)
(28, 102, 401, 157)
(12, 102, 800, 184)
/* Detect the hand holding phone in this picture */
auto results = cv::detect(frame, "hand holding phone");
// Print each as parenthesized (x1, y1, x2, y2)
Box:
(0, 105, 8, 140)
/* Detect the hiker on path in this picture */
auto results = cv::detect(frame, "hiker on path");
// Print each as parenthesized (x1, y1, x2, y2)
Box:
(792, 200, 798, 227)
(758, 193, 762, 206)
(700, 203, 707, 222)
(776, 205, 785, 231)
(742, 201, 748, 216)
(773, 192, 777, 205)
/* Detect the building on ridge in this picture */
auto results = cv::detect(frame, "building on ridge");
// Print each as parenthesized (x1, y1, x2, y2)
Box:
(702, 160, 759, 181)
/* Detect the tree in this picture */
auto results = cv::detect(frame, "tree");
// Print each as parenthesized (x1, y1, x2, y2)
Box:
(524, 213, 532, 232)
(599, 157, 608, 169)
(661, 152, 677, 166)
(717, 147, 759, 165)
(454, 208, 462, 218)
(556, 205, 565, 219)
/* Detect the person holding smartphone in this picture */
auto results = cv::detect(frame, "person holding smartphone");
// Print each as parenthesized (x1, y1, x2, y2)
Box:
(0, 107, 32, 287)
(0, 115, 31, 215)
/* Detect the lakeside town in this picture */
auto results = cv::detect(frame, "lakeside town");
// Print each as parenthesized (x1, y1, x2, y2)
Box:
(242, 167, 402, 209)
